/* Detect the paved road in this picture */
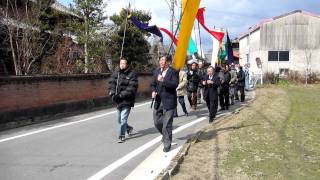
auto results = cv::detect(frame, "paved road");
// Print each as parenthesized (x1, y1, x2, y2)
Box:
(0, 93, 252, 180)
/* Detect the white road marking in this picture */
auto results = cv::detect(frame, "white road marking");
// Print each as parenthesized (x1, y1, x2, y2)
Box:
(0, 102, 151, 143)
(87, 117, 207, 180)
(124, 145, 183, 180)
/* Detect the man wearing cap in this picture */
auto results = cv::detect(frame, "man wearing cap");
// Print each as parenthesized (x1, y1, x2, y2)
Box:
(109, 57, 138, 143)
(151, 56, 179, 152)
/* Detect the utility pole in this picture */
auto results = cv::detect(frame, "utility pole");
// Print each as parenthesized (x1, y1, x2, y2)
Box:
(84, 0, 89, 73)
(170, 0, 175, 33)
(169, 0, 175, 56)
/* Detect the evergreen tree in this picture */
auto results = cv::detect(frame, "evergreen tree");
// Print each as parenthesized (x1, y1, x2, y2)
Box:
(109, 9, 152, 71)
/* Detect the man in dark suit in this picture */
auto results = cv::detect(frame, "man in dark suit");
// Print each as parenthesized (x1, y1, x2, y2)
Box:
(202, 66, 221, 123)
(151, 56, 179, 152)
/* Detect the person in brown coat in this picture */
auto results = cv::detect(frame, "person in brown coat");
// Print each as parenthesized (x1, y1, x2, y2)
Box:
(174, 69, 189, 117)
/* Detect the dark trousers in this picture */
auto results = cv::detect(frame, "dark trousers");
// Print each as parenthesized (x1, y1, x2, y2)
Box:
(235, 84, 239, 100)
(153, 103, 174, 149)
(187, 91, 198, 109)
(205, 92, 218, 122)
(238, 85, 245, 102)
(219, 87, 230, 109)
(229, 85, 235, 105)
(174, 96, 188, 116)
(197, 87, 203, 103)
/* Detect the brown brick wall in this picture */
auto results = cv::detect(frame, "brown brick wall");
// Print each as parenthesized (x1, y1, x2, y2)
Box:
(0, 73, 153, 113)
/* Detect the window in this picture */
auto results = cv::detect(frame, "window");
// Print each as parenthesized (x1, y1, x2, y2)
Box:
(268, 51, 278, 61)
(279, 51, 289, 61)
(268, 51, 289, 61)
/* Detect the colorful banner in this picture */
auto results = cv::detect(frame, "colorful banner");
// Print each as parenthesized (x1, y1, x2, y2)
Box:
(159, 27, 178, 45)
(192, 25, 205, 58)
(130, 15, 163, 42)
(173, 0, 201, 69)
(188, 35, 198, 55)
(211, 36, 221, 66)
(160, 27, 198, 55)
(196, 8, 224, 42)
(226, 32, 235, 64)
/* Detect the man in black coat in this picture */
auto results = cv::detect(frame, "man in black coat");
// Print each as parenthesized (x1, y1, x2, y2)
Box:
(109, 57, 138, 143)
(197, 61, 206, 104)
(219, 65, 231, 110)
(151, 56, 179, 152)
(237, 66, 246, 102)
(187, 62, 200, 110)
(202, 66, 221, 123)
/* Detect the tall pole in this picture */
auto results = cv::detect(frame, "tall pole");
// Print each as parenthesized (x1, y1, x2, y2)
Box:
(170, 0, 175, 55)
(198, 21, 203, 58)
(84, 0, 89, 73)
(121, 3, 130, 59)
(170, 0, 175, 33)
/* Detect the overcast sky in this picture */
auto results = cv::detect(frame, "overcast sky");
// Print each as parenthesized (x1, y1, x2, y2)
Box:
(59, 0, 320, 52)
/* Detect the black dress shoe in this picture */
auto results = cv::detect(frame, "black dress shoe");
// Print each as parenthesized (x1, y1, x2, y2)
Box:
(209, 116, 215, 123)
(163, 147, 171, 152)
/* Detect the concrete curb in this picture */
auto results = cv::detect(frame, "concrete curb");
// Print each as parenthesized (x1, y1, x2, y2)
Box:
(156, 91, 256, 180)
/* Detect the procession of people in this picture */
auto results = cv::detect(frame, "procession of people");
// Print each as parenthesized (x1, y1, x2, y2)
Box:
(108, 55, 249, 152)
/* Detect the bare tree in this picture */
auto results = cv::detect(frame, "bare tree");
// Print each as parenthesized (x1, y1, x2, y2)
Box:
(304, 49, 312, 86)
(1, 0, 57, 75)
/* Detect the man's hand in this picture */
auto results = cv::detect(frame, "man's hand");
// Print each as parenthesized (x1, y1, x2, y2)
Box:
(157, 75, 164, 82)
(152, 91, 157, 98)
(109, 92, 115, 97)
(207, 80, 213, 84)
(112, 94, 122, 103)
(202, 81, 206, 85)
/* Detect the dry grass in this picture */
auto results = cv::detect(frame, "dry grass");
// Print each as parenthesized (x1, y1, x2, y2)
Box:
(172, 85, 320, 180)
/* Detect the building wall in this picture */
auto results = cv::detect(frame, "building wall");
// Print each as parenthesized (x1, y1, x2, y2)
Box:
(239, 12, 320, 75)
(260, 13, 320, 50)
(239, 29, 262, 73)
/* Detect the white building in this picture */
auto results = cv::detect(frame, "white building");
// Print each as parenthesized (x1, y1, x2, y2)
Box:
(238, 10, 320, 76)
